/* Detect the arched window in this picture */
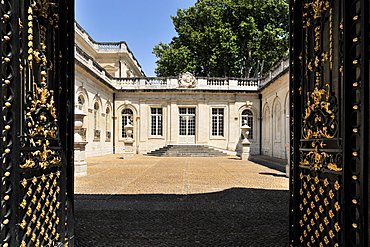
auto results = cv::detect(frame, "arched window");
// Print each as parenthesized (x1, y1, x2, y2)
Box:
(121, 109, 133, 138)
(94, 103, 99, 130)
(94, 102, 100, 139)
(274, 103, 281, 141)
(106, 108, 111, 140)
(241, 109, 253, 139)
(77, 95, 84, 111)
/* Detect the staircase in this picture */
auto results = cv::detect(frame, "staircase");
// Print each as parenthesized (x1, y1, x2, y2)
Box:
(146, 145, 228, 157)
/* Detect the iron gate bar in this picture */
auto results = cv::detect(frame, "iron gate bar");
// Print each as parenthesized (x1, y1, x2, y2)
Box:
(342, 0, 369, 246)
(0, 1, 74, 246)
(289, 0, 369, 246)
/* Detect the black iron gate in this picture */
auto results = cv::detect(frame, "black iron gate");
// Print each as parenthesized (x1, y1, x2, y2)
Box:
(0, 0, 74, 246)
(289, 0, 369, 246)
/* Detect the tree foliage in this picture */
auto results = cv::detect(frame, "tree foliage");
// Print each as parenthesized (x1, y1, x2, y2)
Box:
(153, 0, 289, 77)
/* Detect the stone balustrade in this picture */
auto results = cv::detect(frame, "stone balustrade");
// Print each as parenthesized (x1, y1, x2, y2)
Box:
(115, 77, 259, 91)
(75, 26, 289, 92)
(75, 22, 141, 70)
(259, 56, 289, 87)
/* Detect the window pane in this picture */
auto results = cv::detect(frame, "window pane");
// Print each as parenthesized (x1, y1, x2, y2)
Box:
(158, 116, 163, 136)
(212, 108, 224, 136)
(179, 108, 186, 114)
(151, 108, 163, 136)
(241, 109, 253, 139)
(122, 109, 133, 138)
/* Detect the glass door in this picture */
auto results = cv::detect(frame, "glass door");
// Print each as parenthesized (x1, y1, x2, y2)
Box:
(179, 107, 196, 143)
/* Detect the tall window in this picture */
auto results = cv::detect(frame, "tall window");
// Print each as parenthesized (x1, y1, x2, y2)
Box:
(151, 108, 163, 136)
(212, 108, 224, 136)
(77, 95, 84, 111)
(106, 108, 111, 140)
(274, 103, 281, 141)
(106, 108, 110, 131)
(241, 109, 253, 139)
(121, 109, 133, 138)
(94, 102, 99, 130)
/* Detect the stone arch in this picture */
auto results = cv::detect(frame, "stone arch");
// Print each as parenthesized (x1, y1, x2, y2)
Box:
(272, 97, 282, 141)
(262, 103, 271, 156)
(105, 102, 113, 137)
(76, 86, 88, 112)
(92, 94, 103, 110)
(238, 105, 257, 140)
(117, 104, 138, 139)
(262, 103, 271, 142)
(93, 101, 100, 131)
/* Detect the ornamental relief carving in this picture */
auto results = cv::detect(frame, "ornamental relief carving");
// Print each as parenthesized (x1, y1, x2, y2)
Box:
(178, 72, 197, 88)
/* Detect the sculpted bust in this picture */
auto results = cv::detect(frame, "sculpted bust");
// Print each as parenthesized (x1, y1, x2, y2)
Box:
(178, 72, 197, 88)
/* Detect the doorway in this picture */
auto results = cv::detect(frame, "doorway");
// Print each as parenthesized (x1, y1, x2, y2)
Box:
(178, 107, 196, 144)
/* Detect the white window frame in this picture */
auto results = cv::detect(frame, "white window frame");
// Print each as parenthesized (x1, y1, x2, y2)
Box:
(150, 107, 163, 136)
(211, 108, 224, 137)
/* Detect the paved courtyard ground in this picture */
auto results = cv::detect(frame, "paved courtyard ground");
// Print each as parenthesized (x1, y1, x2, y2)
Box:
(74, 154, 289, 246)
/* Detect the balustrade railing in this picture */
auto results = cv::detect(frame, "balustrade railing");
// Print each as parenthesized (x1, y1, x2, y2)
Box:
(145, 78, 167, 86)
(76, 46, 90, 61)
(92, 60, 104, 73)
(237, 79, 259, 87)
(98, 43, 121, 50)
(207, 78, 229, 86)
(75, 35, 288, 91)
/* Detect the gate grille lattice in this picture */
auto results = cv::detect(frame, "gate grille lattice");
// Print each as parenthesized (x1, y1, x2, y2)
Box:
(289, 0, 369, 246)
(0, 0, 74, 246)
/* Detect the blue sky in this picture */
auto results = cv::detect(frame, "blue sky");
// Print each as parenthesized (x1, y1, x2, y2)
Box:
(75, 0, 197, 76)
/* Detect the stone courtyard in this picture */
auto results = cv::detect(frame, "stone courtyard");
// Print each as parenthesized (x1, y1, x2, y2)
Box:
(74, 155, 289, 246)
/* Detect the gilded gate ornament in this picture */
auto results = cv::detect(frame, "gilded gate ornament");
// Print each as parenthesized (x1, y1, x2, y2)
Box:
(288, 0, 360, 246)
(1, 0, 73, 246)
(20, 0, 61, 170)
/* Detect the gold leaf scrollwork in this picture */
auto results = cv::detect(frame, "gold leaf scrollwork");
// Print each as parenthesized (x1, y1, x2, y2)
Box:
(20, 0, 61, 170)
(304, 0, 330, 19)
(303, 85, 336, 139)
(300, 141, 342, 172)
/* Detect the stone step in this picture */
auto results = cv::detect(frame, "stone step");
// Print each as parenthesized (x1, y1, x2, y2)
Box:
(146, 145, 227, 157)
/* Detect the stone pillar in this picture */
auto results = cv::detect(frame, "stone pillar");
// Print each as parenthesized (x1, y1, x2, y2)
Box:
(74, 108, 88, 176)
(123, 122, 135, 159)
(240, 121, 251, 160)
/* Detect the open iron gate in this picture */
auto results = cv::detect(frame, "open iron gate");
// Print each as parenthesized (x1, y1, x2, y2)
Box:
(0, 0, 74, 246)
(289, 0, 369, 246)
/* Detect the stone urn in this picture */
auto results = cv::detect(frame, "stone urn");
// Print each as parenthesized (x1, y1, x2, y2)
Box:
(241, 121, 251, 145)
(240, 120, 251, 160)
(123, 120, 134, 159)
(74, 108, 88, 176)
(124, 121, 134, 139)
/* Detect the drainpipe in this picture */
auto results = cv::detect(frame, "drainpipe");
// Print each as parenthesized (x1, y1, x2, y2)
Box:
(259, 93, 262, 155)
(113, 93, 116, 154)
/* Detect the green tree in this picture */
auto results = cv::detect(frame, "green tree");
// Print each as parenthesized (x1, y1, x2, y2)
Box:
(153, 0, 289, 77)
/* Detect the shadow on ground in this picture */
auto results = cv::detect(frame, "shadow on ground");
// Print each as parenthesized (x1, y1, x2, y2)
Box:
(74, 188, 289, 247)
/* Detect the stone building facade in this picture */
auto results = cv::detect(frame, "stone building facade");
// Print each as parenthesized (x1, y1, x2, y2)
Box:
(74, 22, 290, 159)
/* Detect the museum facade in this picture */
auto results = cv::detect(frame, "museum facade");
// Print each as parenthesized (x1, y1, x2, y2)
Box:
(74, 22, 290, 160)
